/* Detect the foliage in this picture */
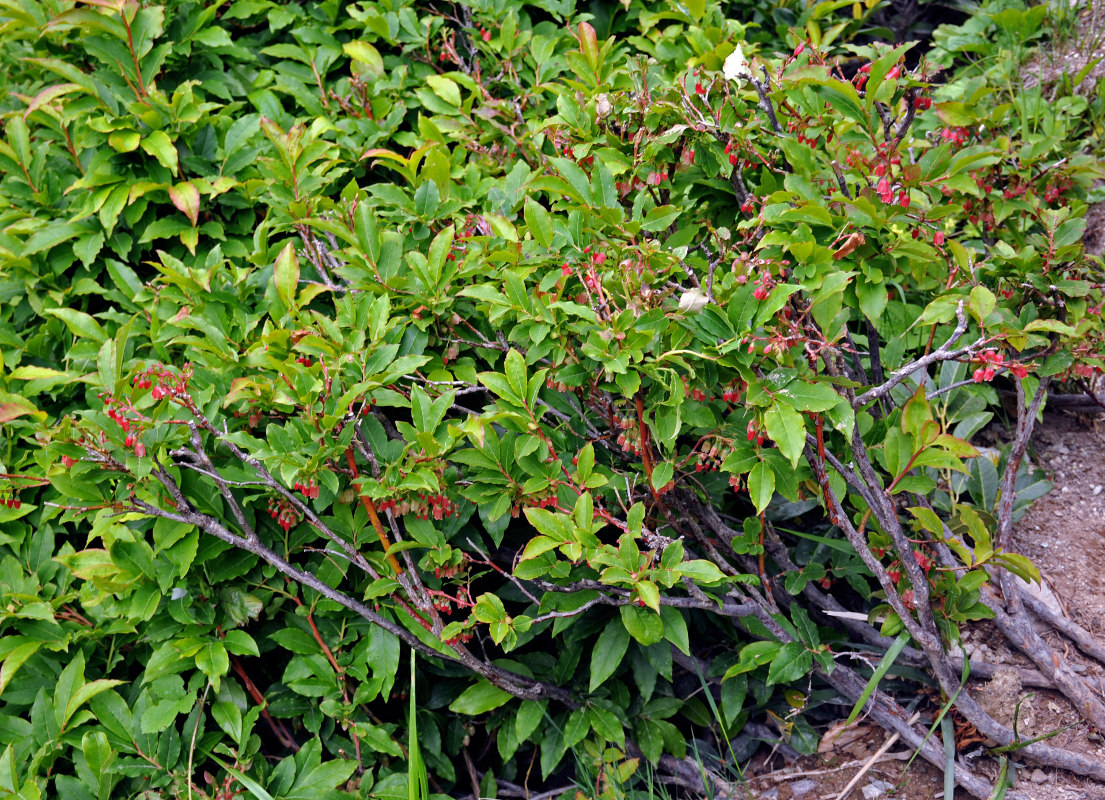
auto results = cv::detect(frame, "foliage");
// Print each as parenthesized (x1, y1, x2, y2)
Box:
(0, 0, 1103, 798)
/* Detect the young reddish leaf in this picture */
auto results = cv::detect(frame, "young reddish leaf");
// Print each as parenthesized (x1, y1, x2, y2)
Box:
(168, 181, 200, 226)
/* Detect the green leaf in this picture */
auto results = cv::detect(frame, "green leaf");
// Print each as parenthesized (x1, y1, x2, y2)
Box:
(449, 680, 513, 715)
(44, 308, 107, 343)
(676, 559, 727, 585)
(504, 348, 528, 400)
(765, 402, 806, 467)
(524, 197, 554, 247)
(659, 606, 690, 655)
(620, 604, 663, 645)
(140, 129, 179, 174)
(642, 204, 681, 232)
(21, 221, 81, 256)
(344, 40, 384, 78)
(748, 460, 775, 513)
(273, 242, 300, 308)
(589, 618, 631, 692)
(969, 285, 996, 325)
(766, 642, 813, 686)
(0, 641, 40, 700)
(425, 74, 461, 106)
(776, 380, 841, 413)
(723, 641, 781, 679)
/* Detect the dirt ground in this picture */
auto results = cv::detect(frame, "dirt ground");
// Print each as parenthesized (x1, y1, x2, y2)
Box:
(738, 411, 1105, 800)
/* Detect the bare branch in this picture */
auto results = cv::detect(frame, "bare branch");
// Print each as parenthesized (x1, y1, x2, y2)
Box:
(854, 302, 982, 407)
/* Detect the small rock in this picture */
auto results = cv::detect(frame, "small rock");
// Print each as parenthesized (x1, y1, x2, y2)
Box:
(761, 789, 780, 800)
(789, 778, 818, 798)
(1030, 768, 1049, 784)
(1093, 485, 1103, 496)
(862, 779, 895, 799)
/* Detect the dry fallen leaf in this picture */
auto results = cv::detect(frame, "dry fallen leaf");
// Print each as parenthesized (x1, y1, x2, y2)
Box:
(832, 231, 866, 260)
(817, 719, 871, 754)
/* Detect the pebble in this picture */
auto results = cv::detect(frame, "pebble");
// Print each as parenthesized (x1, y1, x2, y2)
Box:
(1031, 768, 1049, 784)
(1094, 485, 1103, 496)
(862, 779, 896, 799)
(789, 778, 818, 798)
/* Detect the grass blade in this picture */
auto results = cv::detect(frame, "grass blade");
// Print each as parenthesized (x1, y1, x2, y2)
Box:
(409, 650, 429, 800)
(941, 714, 956, 800)
(845, 632, 909, 725)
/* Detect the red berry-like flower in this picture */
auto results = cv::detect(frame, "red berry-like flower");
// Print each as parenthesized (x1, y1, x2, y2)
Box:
(794, 42, 805, 57)
(934, 231, 945, 246)
(1009, 364, 1029, 379)
(695, 81, 705, 95)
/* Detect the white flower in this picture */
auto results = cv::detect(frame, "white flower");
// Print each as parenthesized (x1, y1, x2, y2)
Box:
(723, 44, 751, 83)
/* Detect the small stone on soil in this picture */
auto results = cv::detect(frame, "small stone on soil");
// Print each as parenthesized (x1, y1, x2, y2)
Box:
(861, 779, 895, 799)
(789, 778, 818, 798)
(1030, 768, 1049, 784)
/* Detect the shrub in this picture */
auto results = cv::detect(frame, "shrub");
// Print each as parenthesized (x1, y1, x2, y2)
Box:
(1, 0, 1103, 798)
